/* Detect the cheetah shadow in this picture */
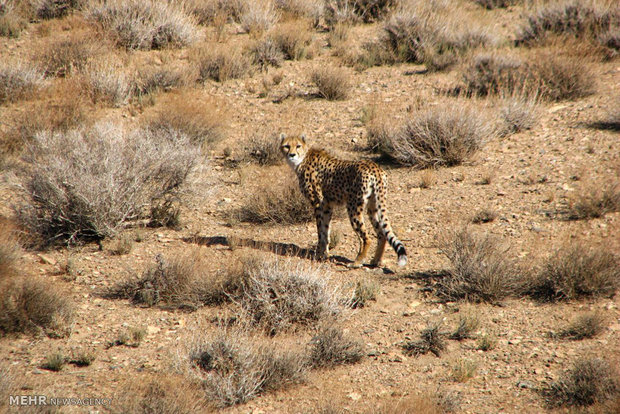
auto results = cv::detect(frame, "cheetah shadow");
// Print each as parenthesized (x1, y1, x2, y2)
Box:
(182, 235, 395, 273)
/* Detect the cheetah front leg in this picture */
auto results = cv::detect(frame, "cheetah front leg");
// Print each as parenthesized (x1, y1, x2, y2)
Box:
(315, 203, 333, 261)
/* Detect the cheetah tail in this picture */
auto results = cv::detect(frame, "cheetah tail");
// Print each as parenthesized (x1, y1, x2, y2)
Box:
(376, 203, 407, 266)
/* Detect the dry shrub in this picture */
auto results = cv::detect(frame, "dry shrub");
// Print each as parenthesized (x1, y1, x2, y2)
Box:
(309, 326, 363, 368)
(187, 330, 306, 407)
(558, 312, 606, 340)
(18, 122, 200, 244)
(145, 91, 226, 146)
(0, 218, 19, 279)
(184, 0, 244, 25)
(112, 373, 205, 414)
(35, 34, 97, 77)
(0, 61, 45, 104)
(348, 279, 379, 308)
(270, 21, 313, 60)
(231, 257, 341, 335)
(498, 92, 539, 135)
(0, 276, 74, 337)
(35, 0, 83, 19)
(238, 178, 313, 224)
(471, 209, 497, 224)
(473, 0, 520, 9)
(371, 102, 493, 168)
(437, 229, 521, 303)
(363, 4, 495, 71)
(107, 326, 146, 348)
(0, 363, 15, 411)
(451, 359, 477, 382)
(249, 37, 283, 70)
(403, 321, 446, 357)
(543, 357, 619, 408)
(462, 52, 595, 101)
(240, 0, 279, 34)
(564, 183, 620, 220)
(527, 245, 619, 302)
(84, 61, 132, 106)
(516, 0, 620, 53)
(310, 65, 350, 100)
(87, 0, 199, 50)
(133, 67, 186, 97)
(193, 45, 252, 82)
(0, 1, 27, 38)
(449, 313, 479, 341)
(2, 82, 87, 155)
(324, 0, 396, 26)
(108, 253, 240, 308)
(240, 132, 282, 165)
(376, 391, 460, 414)
(276, 0, 323, 26)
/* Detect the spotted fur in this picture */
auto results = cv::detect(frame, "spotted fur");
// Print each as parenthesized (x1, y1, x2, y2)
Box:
(280, 133, 407, 268)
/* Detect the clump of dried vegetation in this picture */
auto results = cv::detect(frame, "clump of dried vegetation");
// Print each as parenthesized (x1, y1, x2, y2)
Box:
(368, 102, 494, 168)
(18, 122, 201, 244)
(133, 67, 187, 98)
(449, 312, 479, 341)
(231, 257, 341, 335)
(325, 0, 397, 26)
(239, 133, 282, 165)
(84, 61, 132, 107)
(437, 229, 522, 303)
(193, 44, 253, 82)
(348, 279, 379, 308)
(473, 0, 521, 9)
(86, 0, 200, 50)
(515, 0, 620, 57)
(112, 373, 206, 414)
(564, 183, 620, 220)
(402, 321, 446, 357)
(0, 61, 45, 104)
(237, 178, 313, 224)
(357, 3, 495, 71)
(187, 330, 306, 407)
(462, 52, 595, 101)
(0, 220, 74, 337)
(270, 21, 314, 60)
(310, 65, 350, 100)
(144, 91, 226, 146)
(556, 311, 606, 340)
(543, 357, 619, 408)
(35, 34, 98, 77)
(526, 245, 619, 302)
(0, 1, 28, 38)
(498, 92, 539, 135)
(309, 326, 364, 368)
(239, 0, 280, 35)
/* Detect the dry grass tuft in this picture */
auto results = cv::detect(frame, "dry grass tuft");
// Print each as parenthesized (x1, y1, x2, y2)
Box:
(451, 359, 477, 382)
(564, 183, 620, 220)
(471, 209, 497, 224)
(187, 330, 306, 407)
(193, 45, 253, 82)
(325, 0, 396, 26)
(240, 0, 279, 35)
(403, 322, 446, 357)
(309, 326, 364, 368)
(0, 61, 45, 104)
(0, 276, 74, 337)
(557, 312, 606, 340)
(35, 0, 83, 20)
(462, 52, 595, 101)
(473, 0, 520, 9)
(370, 102, 494, 168)
(133, 67, 186, 98)
(87, 0, 199, 50)
(107, 326, 146, 348)
(237, 178, 313, 224)
(84, 61, 132, 107)
(0, 218, 20, 279)
(41, 352, 67, 372)
(310, 65, 350, 100)
(0, 1, 27, 38)
(526, 245, 619, 302)
(516, 1, 620, 53)
(449, 313, 479, 341)
(18, 122, 200, 244)
(437, 228, 521, 303)
(348, 279, 379, 308)
(112, 373, 206, 414)
(499, 93, 539, 135)
(230, 257, 341, 335)
(239, 133, 283, 165)
(145, 92, 226, 147)
(249, 37, 284, 70)
(35, 34, 96, 77)
(270, 21, 313, 60)
(543, 357, 619, 408)
(109, 253, 239, 309)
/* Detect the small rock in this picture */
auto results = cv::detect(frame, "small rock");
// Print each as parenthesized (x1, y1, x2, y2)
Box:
(37, 254, 56, 266)
(348, 392, 361, 401)
(516, 380, 535, 389)
(147, 326, 160, 335)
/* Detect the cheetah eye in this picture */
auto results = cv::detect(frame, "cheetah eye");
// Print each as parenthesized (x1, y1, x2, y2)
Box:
(283, 145, 290, 150)
(296, 144, 301, 149)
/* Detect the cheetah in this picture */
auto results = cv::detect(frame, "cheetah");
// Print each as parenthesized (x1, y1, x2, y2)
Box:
(280, 133, 407, 268)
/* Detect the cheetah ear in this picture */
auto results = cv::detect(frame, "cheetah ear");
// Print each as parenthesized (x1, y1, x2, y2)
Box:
(300, 133, 306, 143)
(279, 133, 286, 144)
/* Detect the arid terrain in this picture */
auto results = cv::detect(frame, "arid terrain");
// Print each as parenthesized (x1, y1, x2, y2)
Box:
(0, 1, 619, 413)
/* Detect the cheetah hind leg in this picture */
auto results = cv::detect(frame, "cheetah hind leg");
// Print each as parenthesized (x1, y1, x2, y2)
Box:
(347, 201, 370, 268)
(315, 205, 333, 261)
(368, 196, 386, 267)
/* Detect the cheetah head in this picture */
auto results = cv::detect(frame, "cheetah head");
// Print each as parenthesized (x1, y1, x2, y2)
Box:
(280, 133, 308, 168)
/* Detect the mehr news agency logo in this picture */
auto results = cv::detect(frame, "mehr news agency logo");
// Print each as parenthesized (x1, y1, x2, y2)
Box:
(9, 395, 112, 407)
